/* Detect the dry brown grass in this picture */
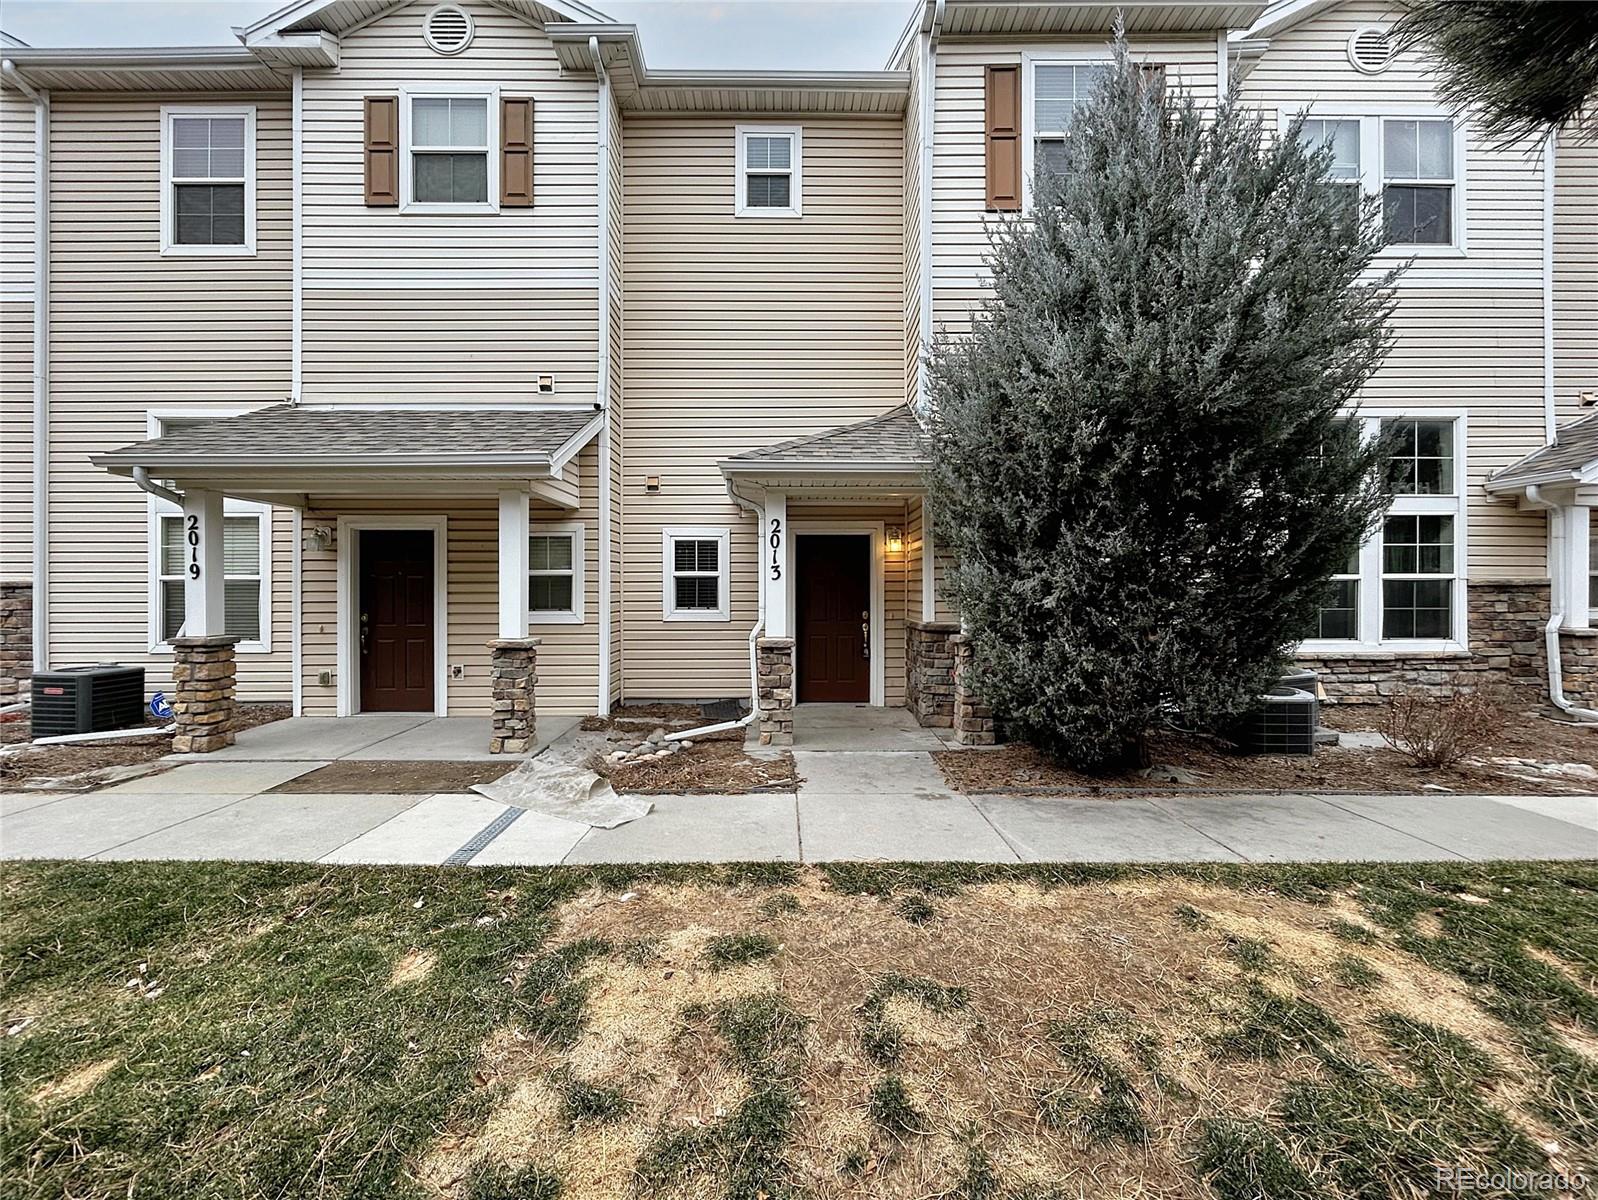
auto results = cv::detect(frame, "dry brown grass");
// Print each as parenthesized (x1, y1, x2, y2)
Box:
(388, 948, 438, 988)
(29, 1057, 119, 1106)
(413, 873, 1556, 1200)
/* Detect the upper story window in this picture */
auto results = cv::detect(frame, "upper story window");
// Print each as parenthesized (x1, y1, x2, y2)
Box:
(400, 86, 499, 213)
(1029, 62, 1109, 179)
(1294, 112, 1463, 252)
(161, 105, 255, 256)
(735, 126, 802, 218)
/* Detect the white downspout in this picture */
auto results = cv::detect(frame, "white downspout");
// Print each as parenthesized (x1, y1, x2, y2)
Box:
(1526, 485, 1598, 722)
(667, 480, 767, 742)
(291, 66, 304, 714)
(592, 35, 615, 717)
(131, 466, 182, 506)
(914, 0, 942, 416)
(1542, 128, 1557, 441)
(5, 61, 49, 676)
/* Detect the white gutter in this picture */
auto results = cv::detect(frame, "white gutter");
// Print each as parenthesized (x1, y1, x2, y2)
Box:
(592, 35, 614, 717)
(5, 60, 49, 676)
(1525, 485, 1598, 722)
(914, 0, 944, 418)
(1542, 127, 1557, 442)
(291, 66, 302, 404)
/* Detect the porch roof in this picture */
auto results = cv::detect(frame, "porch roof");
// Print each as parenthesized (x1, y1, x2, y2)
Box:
(718, 406, 929, 477)
(1486, 413, 1598, 494)
(91, 404, 604, 507)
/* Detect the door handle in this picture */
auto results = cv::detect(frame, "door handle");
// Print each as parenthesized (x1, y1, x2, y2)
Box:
(861, 610, 869, 658)
(360, 611, 369, 655)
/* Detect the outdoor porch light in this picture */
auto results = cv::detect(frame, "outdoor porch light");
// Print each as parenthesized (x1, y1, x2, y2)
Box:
(886, 525, 904, 554)
(303, 523, 335, 553)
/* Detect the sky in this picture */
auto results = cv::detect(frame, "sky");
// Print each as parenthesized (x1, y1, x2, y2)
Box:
(0, 0, 913, 69)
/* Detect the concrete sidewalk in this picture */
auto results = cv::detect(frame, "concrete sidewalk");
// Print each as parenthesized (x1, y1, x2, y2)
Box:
(3, 758, 1594, 865)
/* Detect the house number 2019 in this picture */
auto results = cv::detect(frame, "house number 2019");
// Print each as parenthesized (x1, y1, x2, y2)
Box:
(768, 518, 782, 581)
(186, 514, 202, 579)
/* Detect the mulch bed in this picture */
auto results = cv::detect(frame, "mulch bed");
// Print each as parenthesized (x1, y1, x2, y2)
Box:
(0, 703, 292, 788)
(265, 760, 518, 795)
(599, 740, 799, 794)
(935, 705, 1597, 796)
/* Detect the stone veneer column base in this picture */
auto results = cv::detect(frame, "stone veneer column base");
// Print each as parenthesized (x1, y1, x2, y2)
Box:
(0, 581, 31, 702)
(170, 635, 239, 753)
(951, 633, 996, 745)
(1560, 628, 1598, 710)
(488, 638, 540, 753)
(756, 637, 794, 746)
(905, 620, 959, 728)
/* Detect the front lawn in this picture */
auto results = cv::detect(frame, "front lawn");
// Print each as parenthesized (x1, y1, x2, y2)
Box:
(3, 860, 1596, 1198)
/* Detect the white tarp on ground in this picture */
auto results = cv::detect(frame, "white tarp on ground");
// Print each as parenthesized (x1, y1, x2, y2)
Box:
(470, 733, 651, 829)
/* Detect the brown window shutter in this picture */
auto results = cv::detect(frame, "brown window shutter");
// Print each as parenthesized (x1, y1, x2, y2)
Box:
(985, 65, 1022, 212)
(364, 96, 399, 207)
(501, 97, 534, 207)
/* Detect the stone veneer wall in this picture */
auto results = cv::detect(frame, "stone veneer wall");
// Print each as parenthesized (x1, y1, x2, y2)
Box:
(170, 635, 238, 753)
(756, 637, 794, 746)
(950, 634, 997, 745)
(905, 620, 958, 727)
(0, 581, 30, 702)
(488, 638, 540, 753)
(1299, 581, 1551, 703)
(1560, 629, 1598, 710)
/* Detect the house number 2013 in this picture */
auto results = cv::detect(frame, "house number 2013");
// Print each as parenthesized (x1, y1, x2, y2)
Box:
(186, 514, 202, 580)
(768, 518, 783, 581)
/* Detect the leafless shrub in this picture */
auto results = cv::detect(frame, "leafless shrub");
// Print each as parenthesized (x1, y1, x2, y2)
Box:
(1380, 688, 1507, 769)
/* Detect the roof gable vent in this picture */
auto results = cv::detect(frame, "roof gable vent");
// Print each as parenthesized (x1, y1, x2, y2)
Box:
(1347, 25, 1395, 74)
(423, 4, 474, 56)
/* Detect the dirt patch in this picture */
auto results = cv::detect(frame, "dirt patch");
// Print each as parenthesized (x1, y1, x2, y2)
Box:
(597, 740, 798, 795)
(579, 702, 723, 733)
(267, 760, 515, 795)
(389, 949, 439, 988)
(0, 703, 291, 787)
(936, 707, 1596, 796)
(29, 1057, 120, 1106)
(414, 874, 1548, 1200)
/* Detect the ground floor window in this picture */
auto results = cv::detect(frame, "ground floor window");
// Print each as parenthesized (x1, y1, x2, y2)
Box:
(528, 521, 585, 625)
(1306, 413, 1466, 650)
(151, 504, 270, 650)
(1589, 524, 1597, 618)
(662, 526, 730, 621)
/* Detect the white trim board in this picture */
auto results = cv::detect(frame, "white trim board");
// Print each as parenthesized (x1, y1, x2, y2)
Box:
(786, 522, 887, 708)
(335, 515, 450, 717)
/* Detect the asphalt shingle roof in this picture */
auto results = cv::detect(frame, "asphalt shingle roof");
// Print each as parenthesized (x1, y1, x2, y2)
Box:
(721, 405, 928, 468)
(1488, 412, 1598, 490)
(95, 405, 599, 466)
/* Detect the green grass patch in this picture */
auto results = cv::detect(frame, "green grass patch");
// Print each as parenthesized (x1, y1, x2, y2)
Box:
(1173, 902, 1209, 929)
(757, 892, 802, 919)
(860, 972, 970, 1066)
(894, 893, 938, 924)
(1195, 1118, 1321, 1200)
(554, 1071, 631, 1125)
(1213, 981, 1344, 1061)
(1332, 954, 1382, 989)
(466, 1161, 562, 1200)
(867, 1074, 925, 1138)
(1042, 1012, 1150, 1146)
(702, 932, 779, 971)
(1224, 934, 1274, 973)
(1328, 917, 1377, 945)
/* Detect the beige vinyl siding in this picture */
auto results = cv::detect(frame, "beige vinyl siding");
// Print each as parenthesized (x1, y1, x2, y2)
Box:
(622, 114, 905, 700)
(298, 445, 602, 717)
(906, 496, 925, 623)
(1239, 0, 1544, 287)
(931, 36, 1222, 337)
(1553, 135, 1596, 423)
(299, 0, 599, 404)
(44, 92, 294, 700)
(0, 89, 35, 585)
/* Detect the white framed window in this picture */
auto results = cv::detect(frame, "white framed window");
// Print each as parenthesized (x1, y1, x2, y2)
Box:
(160, 105, 256, 256)
(145, 411, 271, 653)
(528, 521, 585, 625)
(1289, 108, 1466, 255)
(735, 125, 802, 218)
(662, 526, 731, 621)
(1304, 413, 1468, 652)
(1587, 521, 1597, 621)
(1022, 56, 1111, 192)
(399, 85, 498, 213)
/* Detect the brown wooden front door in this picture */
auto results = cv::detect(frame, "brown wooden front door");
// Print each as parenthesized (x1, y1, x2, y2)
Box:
(359, 528, 435, 713)
(796, 535, 870, 703)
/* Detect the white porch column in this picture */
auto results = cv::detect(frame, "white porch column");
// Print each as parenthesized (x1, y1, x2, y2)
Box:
(181, 488, 225, 637)
(498, 489, 530, 640)
(763, 490, 789, 637)
(1568, 505, 1592, 629)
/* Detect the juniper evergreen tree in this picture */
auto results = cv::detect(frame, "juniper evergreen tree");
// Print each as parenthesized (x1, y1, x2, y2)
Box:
(924, 44, 1397, 768)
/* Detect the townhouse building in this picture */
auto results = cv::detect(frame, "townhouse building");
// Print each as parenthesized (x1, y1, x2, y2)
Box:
(0, 0, 1593, 753)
